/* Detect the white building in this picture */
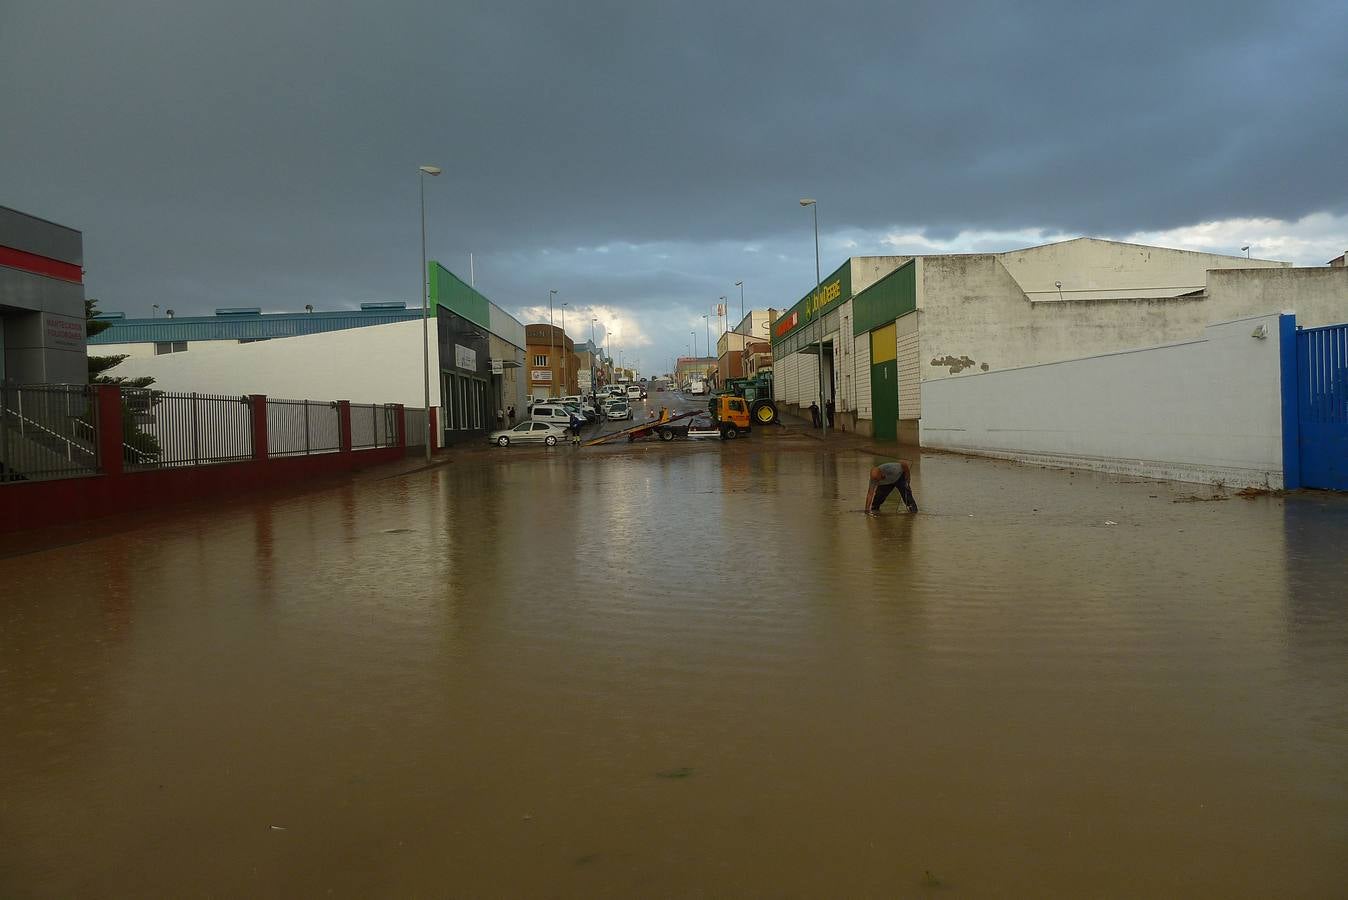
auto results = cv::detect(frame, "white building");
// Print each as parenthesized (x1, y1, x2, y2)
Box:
(772, 237, 1347, 443)
(89, 263, 529, 447)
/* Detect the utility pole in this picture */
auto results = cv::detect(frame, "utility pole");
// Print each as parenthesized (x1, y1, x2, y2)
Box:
(418, 165, 441, 463)
(800, 198, 826, 434)
(735, 281, 744, 332)
(548, 289, 558, 398)
(561, 302, 569, 395)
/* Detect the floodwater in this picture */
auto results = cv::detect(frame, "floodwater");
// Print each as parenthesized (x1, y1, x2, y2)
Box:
(2, 441, 1346, 897)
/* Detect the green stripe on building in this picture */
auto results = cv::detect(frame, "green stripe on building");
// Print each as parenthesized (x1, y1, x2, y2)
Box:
(853, 261, 916, 335)
(428, 262, 490, 328)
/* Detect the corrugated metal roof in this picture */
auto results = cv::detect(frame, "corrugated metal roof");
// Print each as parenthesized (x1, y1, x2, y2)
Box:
(88, 309, 422, 345)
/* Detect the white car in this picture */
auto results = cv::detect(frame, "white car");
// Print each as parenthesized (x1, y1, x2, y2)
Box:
(625, 385, 643, 401)
(489, 421, 566, 447)
(605, 402, 633, 421)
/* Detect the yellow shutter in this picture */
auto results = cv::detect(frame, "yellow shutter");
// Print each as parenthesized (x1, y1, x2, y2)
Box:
(870, 323, 896, 364)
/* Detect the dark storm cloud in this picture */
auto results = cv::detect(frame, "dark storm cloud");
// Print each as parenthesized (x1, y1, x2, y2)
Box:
(3, 0, 1345, 367)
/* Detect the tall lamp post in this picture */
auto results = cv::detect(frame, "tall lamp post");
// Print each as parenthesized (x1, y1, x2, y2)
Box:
(703, 314, 710, 361)
(734, 281, 744, 331)
(547, 289, 558, 398)
(800, 198, 825, 434)
(418, 164, 441, 463)
(590, 317, 598, 396)
(560, 302, 569, 395)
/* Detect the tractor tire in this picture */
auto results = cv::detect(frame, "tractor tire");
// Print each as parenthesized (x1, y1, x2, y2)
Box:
(659, 428, 674, 442)
(750, 398, 778, 426)
(497, 436, 510, 446)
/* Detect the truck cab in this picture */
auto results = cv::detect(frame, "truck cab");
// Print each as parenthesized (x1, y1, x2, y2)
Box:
(708, 395, 751, 440)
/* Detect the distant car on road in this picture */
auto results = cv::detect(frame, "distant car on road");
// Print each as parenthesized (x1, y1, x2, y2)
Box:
(489, 421, 565, 447)
(605, 401, 633, 421)
(625, 385, 643, 401)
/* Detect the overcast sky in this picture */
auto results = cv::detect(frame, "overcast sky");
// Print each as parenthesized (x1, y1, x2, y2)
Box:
(4, 0, 1345, 373)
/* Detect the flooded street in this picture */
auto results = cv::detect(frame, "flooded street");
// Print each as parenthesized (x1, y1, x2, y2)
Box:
(3, 441, 1346, 897)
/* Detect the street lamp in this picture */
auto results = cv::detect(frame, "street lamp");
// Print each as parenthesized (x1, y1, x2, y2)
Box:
(718, 296, 727, 338)
(703, 313, 710, 361)
(800, 198, 825, 434)
(418, 164, 441, 463)
(561, 301, 569, 395)
(734, 281, 744, 331)
(548, 289, 558, 398)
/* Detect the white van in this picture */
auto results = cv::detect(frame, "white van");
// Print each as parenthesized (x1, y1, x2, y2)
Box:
(625, 384, 643, 401)
(530, 404, 575, 427)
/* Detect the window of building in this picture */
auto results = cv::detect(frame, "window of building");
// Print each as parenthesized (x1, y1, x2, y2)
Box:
(533, 354, 548, 367)
(154, 341, 188, 355)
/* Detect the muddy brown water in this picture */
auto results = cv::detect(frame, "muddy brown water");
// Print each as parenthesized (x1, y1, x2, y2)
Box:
(2, 446, 1346, 897)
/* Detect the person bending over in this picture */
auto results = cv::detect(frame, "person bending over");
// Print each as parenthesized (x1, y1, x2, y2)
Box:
(866, 461, 918, 514)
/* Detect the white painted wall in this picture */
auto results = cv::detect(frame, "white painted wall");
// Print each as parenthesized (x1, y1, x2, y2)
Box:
(920, 313, 1287, 488)
(917, 255, 1345, 388)
(98, 319, 441, 407)
(999, 237, 1288, 301)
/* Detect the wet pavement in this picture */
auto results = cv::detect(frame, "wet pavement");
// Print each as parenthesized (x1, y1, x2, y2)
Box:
(2, 419, 1347, 897)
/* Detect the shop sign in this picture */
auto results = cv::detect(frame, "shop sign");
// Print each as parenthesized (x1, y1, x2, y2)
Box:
(531, 369, 552, 382)
(454, 344, 477, 371)
(773, 310, 799, 337)
(490, 358, 504, 375)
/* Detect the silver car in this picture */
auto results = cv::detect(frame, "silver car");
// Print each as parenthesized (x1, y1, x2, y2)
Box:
(489, 421, 566, 447)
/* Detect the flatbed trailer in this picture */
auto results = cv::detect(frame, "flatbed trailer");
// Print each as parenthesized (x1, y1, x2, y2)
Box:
(583, 408, 703, 446)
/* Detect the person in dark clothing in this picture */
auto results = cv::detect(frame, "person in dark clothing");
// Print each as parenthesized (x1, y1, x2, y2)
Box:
(808, 401, 821, 428)
(507, 405, 516, 426)
(865, 461, 918, 514)
(825, 399, 835, 428)
(569, 412, 584, 445)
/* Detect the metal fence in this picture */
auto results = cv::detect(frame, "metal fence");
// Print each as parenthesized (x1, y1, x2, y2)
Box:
(0, 383, 100, 483)
(4, 384, 404, 484)
(404, 407, 428, 449)
(266, 398, 341, 457)
(350, 403, 397, 449)
(122, 390, 254, 469)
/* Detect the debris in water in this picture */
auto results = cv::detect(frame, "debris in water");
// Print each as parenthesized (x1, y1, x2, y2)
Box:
(655, 767, 694, 779)
(921, 869, 944, 888)
(1104, 520, 1118, 526)
(269, 825, 287, 831)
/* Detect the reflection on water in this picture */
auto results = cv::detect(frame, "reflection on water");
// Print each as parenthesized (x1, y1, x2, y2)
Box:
(2, 447, 1346, 897)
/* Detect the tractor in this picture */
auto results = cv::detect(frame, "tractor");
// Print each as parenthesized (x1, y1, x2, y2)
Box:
(717, 371, 778, 426)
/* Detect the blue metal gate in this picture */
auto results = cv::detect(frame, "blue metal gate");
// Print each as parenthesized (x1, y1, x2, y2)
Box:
(1295, 323, 1348, 490)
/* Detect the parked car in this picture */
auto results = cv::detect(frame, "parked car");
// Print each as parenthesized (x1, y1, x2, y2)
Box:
(625, 385, 643, 401)
(605, 401, 633, 421)
(489, 421, 565, 447)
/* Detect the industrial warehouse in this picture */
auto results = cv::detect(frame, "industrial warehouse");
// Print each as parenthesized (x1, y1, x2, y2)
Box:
(770, 237, 1347, 444)
(89, 262, 528, 447)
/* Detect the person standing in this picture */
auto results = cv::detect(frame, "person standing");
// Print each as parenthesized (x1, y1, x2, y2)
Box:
(808, 401, 821, 428)
(865, 461, 919, 514)
(825, 398, 835, 429)
(569, 411, 584, 446)
(507, 405, 516, 426)
(496, 408, 505, 429)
